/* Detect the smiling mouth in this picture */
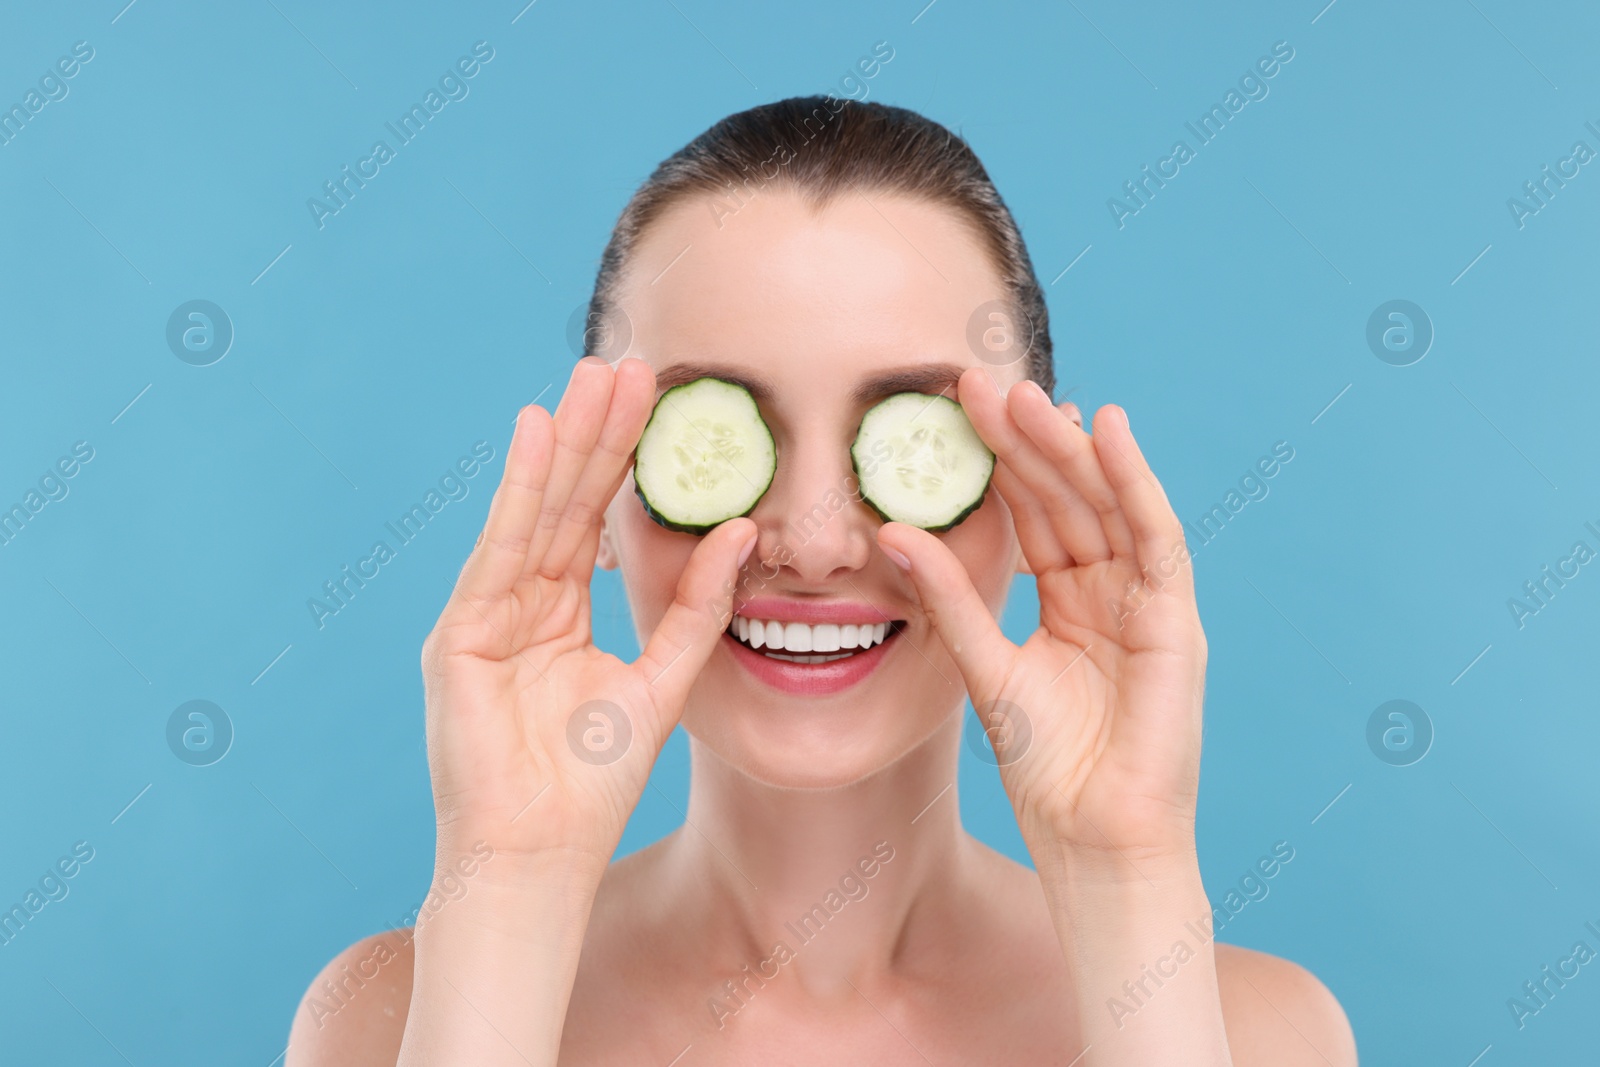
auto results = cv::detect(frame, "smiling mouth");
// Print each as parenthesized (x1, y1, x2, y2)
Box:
(724, 616, 906, 664)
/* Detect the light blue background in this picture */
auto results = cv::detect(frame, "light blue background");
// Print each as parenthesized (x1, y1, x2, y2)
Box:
(2, 1, 1597, 1062)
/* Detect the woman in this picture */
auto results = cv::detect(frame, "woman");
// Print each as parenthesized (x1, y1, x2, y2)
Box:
(288, 96, 1356, 1065)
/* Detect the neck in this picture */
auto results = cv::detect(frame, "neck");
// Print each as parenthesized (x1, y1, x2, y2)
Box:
(660, 713, 979, 998)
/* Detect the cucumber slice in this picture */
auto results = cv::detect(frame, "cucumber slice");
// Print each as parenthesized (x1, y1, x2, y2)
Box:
(633, 377, 776, 534)
(851, 392, 994, 532)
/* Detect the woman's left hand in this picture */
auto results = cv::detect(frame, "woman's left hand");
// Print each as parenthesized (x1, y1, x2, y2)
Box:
(877, 366, 1207, 869)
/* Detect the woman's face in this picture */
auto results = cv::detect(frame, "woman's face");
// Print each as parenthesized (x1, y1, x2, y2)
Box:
(598, 187, 1027, 789)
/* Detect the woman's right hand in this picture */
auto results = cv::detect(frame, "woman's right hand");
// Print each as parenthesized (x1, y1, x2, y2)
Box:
(419, 356, 756, 870)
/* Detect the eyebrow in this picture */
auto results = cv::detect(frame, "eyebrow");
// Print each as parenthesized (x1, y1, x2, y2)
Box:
(849, 363, 965, 404)
(654, 362, 777, 402)
(652, 361, 966, 405)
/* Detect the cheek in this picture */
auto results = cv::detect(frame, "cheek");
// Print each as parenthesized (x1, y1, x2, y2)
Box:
(943, 490, 1017, 606)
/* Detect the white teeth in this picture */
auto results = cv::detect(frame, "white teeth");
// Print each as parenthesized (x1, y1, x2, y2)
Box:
(812, 623, 840, 652)
(784, 622, 811, 652)
(728, 617, 896, 658)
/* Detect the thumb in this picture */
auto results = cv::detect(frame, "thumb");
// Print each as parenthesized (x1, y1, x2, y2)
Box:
(635, 517, 758, 714)
(876, 522, 1015, 699)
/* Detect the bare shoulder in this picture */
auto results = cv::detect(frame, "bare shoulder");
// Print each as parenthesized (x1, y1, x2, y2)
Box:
(1216, 943, 1356, 1066)
(285, 928, 415, 1067)
(280, 844, 669, 1067)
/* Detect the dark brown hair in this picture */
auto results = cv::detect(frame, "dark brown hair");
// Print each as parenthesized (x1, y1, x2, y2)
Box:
(584, 94, 1055, 396)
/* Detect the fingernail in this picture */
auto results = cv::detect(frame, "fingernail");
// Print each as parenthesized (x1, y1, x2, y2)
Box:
(883, 545, 911, 571)
(737, 535, 757, 567)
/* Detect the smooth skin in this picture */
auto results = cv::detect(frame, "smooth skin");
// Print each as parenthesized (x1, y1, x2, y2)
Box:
(287, 188, 1356, 1066)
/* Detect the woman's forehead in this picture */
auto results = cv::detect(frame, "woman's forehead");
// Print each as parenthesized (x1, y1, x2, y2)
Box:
(615, 188, 1013, 393)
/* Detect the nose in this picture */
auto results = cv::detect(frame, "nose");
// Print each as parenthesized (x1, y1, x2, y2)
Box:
(748, 425, 876, 584)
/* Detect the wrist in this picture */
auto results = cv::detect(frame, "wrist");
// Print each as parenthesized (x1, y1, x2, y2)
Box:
(1030, 830, 1199, 890)
(1032, 841, 1212, 952)
(416, 845, 606, 941)
(1013, 785, 1199, 883)
(1055, 855, 1209, 932)
(434, 831, 612, 885)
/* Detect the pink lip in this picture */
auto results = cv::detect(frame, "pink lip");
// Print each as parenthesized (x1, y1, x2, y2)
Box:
(721, 626, 899, 695)
(730, 596, 903, 626)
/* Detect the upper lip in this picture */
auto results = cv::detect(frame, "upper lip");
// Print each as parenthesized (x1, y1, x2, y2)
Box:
(730, 596, 905, 625)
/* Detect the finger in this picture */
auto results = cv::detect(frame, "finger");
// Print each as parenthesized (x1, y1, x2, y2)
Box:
(524, 357, 617, 576)
(537, 358, 656, 580)
(566, 510, 609, 583)
(1092, 404, 1194, 593)
(1007, 379, 1137, 561)
(454, 404, 554, 600)
(958, 369, 1113, 565)
(635, 518, 759, 715)
(875, 521, 1015, 698)
(990, 461, 1069, 574)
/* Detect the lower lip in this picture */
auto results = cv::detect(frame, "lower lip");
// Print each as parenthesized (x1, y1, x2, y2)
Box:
(722, 628, 897, 695)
